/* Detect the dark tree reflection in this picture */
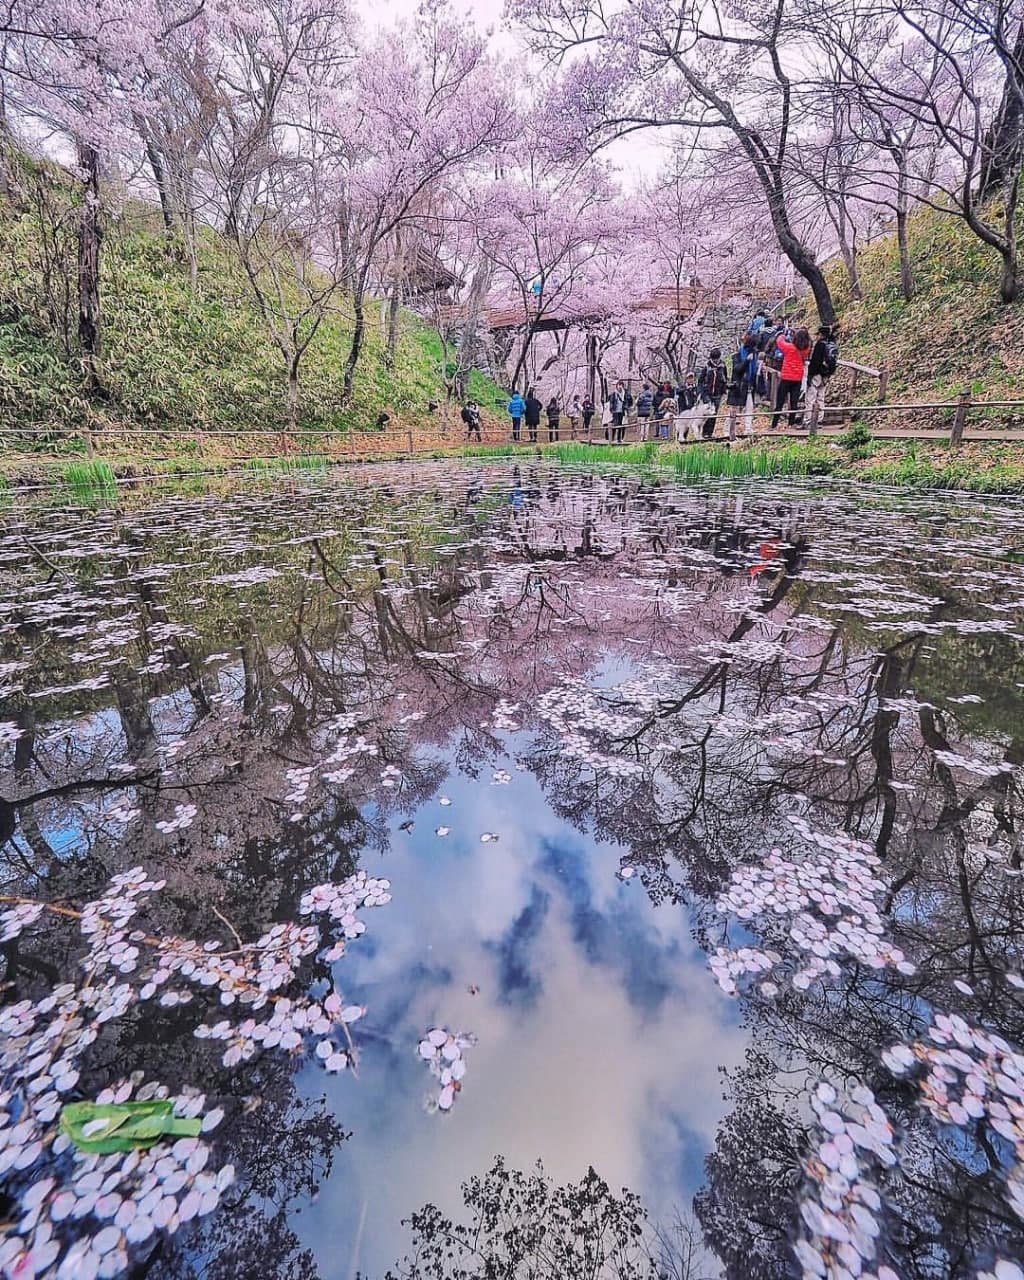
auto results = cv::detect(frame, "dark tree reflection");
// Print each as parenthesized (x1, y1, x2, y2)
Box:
(383, 1158, 714, 1280)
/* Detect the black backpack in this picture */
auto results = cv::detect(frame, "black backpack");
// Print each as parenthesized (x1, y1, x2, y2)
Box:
(821, 339, 839, 377)
(706, 361, 727, 397)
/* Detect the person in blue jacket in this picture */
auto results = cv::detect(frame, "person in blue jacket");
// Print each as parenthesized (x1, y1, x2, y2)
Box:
(507, 388, 526, 441)
(725, 334, 760, 440)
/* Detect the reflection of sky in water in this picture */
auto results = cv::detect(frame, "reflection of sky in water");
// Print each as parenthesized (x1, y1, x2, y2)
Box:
(295, 753, 747, 1278)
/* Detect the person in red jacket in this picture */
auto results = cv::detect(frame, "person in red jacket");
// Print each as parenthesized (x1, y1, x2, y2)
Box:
(770, 326, 812, 430)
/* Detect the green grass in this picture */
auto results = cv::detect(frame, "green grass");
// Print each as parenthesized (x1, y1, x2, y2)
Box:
(541, 437, 1024, 493)
(534, 440, 837, 479)
(825, 199, 1024, 406)
(63, 459, 118, 499)
(243, 454, 332, 473)
(857, 455, 1024, 493)
(548, 441, 659, 467)
(454, 443, 536, 459)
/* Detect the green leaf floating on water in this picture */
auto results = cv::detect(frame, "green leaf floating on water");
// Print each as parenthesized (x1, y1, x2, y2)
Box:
(59, 1100, 202, 1153)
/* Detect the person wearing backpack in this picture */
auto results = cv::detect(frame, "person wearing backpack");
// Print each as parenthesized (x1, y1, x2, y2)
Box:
(770, 327, 812, 430)
(461, 399, 482, 441)
(507, 388, 526, 441)
(698, 348, 728, 414)
(546, 395, 561, 442)
(805, 325, 839, 432)
(725, 334, 759, 440)
(524, 387, 543, 444)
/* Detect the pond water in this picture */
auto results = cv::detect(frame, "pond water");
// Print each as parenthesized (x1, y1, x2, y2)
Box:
(3, 461, 1024, 1280)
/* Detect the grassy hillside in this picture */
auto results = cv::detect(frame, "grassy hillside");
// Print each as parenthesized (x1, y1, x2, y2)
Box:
(0, 163, 499, 441)
(827, 204, 1024, 404)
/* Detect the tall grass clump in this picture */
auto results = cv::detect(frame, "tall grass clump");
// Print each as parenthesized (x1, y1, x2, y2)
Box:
(543, 440, 835, 480)
(244, 454, 331, 474)
(63, 459, 118, 500)
(549, 441, 659, 467)
(671, 443, 835, 479)
(456, 443, 533, 458)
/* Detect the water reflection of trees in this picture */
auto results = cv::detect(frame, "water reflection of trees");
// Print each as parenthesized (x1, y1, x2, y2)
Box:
(4, 467, 1024, 1275)
(383, 1157, 715, 1280)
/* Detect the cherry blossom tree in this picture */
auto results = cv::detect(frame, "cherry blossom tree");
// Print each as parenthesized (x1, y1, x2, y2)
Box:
(474, 155, 632, 391)
(511, 0, 842, 326)
(328, 0, 515, 404)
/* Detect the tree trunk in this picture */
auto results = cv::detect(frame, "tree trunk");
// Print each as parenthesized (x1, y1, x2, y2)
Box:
(1000, 243, 1019, 304)
(896, 206, 914, 303)
(141, 130, 176, 239)
(776, 228, 835, 325)
(510, 321, 537, 390)
(342, 289, 365, 404)
(763, 181, 836, 325)
(286, 355, 300, 430)
(77, 141, 103, 397)
(979, 22, 1024, 201)
(839, 241, 862, 301)
(385, 284, 401, 367)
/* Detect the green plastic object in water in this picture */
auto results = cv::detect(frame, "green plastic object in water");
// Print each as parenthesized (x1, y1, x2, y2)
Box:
(59, 1100, 202, 1153)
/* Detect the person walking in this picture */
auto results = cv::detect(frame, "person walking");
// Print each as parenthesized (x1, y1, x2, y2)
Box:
(608, 381, 628, 444)
(582, 394, 595, 437)
(546, 396, 561, 442)
(569, 395, 583, 439)
(697, 348, 729, 416)
(461, 399, 482, 441)
(507, 388, 525, 441)
(725, 334, 759, 440)
(770, 327, 812, 430)
(524, 387, 543, 444)
(636, 383, 654, 441)
(804, 325, 839, 432)
(600, 397, 612, 440)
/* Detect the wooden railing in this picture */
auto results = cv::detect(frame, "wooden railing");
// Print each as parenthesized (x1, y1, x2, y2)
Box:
(3, 385, 1024, 471)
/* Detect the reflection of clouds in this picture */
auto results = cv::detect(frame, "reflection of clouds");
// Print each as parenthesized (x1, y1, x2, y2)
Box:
(296, 763, 747, 1278)
(486, 884, 550, 1007)
(539, 838, 679, 1017)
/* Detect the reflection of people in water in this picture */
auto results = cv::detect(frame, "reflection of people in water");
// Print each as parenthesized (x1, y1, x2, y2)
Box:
(750, 538, 782, 578)
(510, 466, 524, 510)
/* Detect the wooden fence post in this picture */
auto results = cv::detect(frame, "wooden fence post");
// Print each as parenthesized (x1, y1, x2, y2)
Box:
(878, 367, 890, 403)
(406, 429, 414, 455)
(950, 388, 971, 445)
(807, 399, 821, 437)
